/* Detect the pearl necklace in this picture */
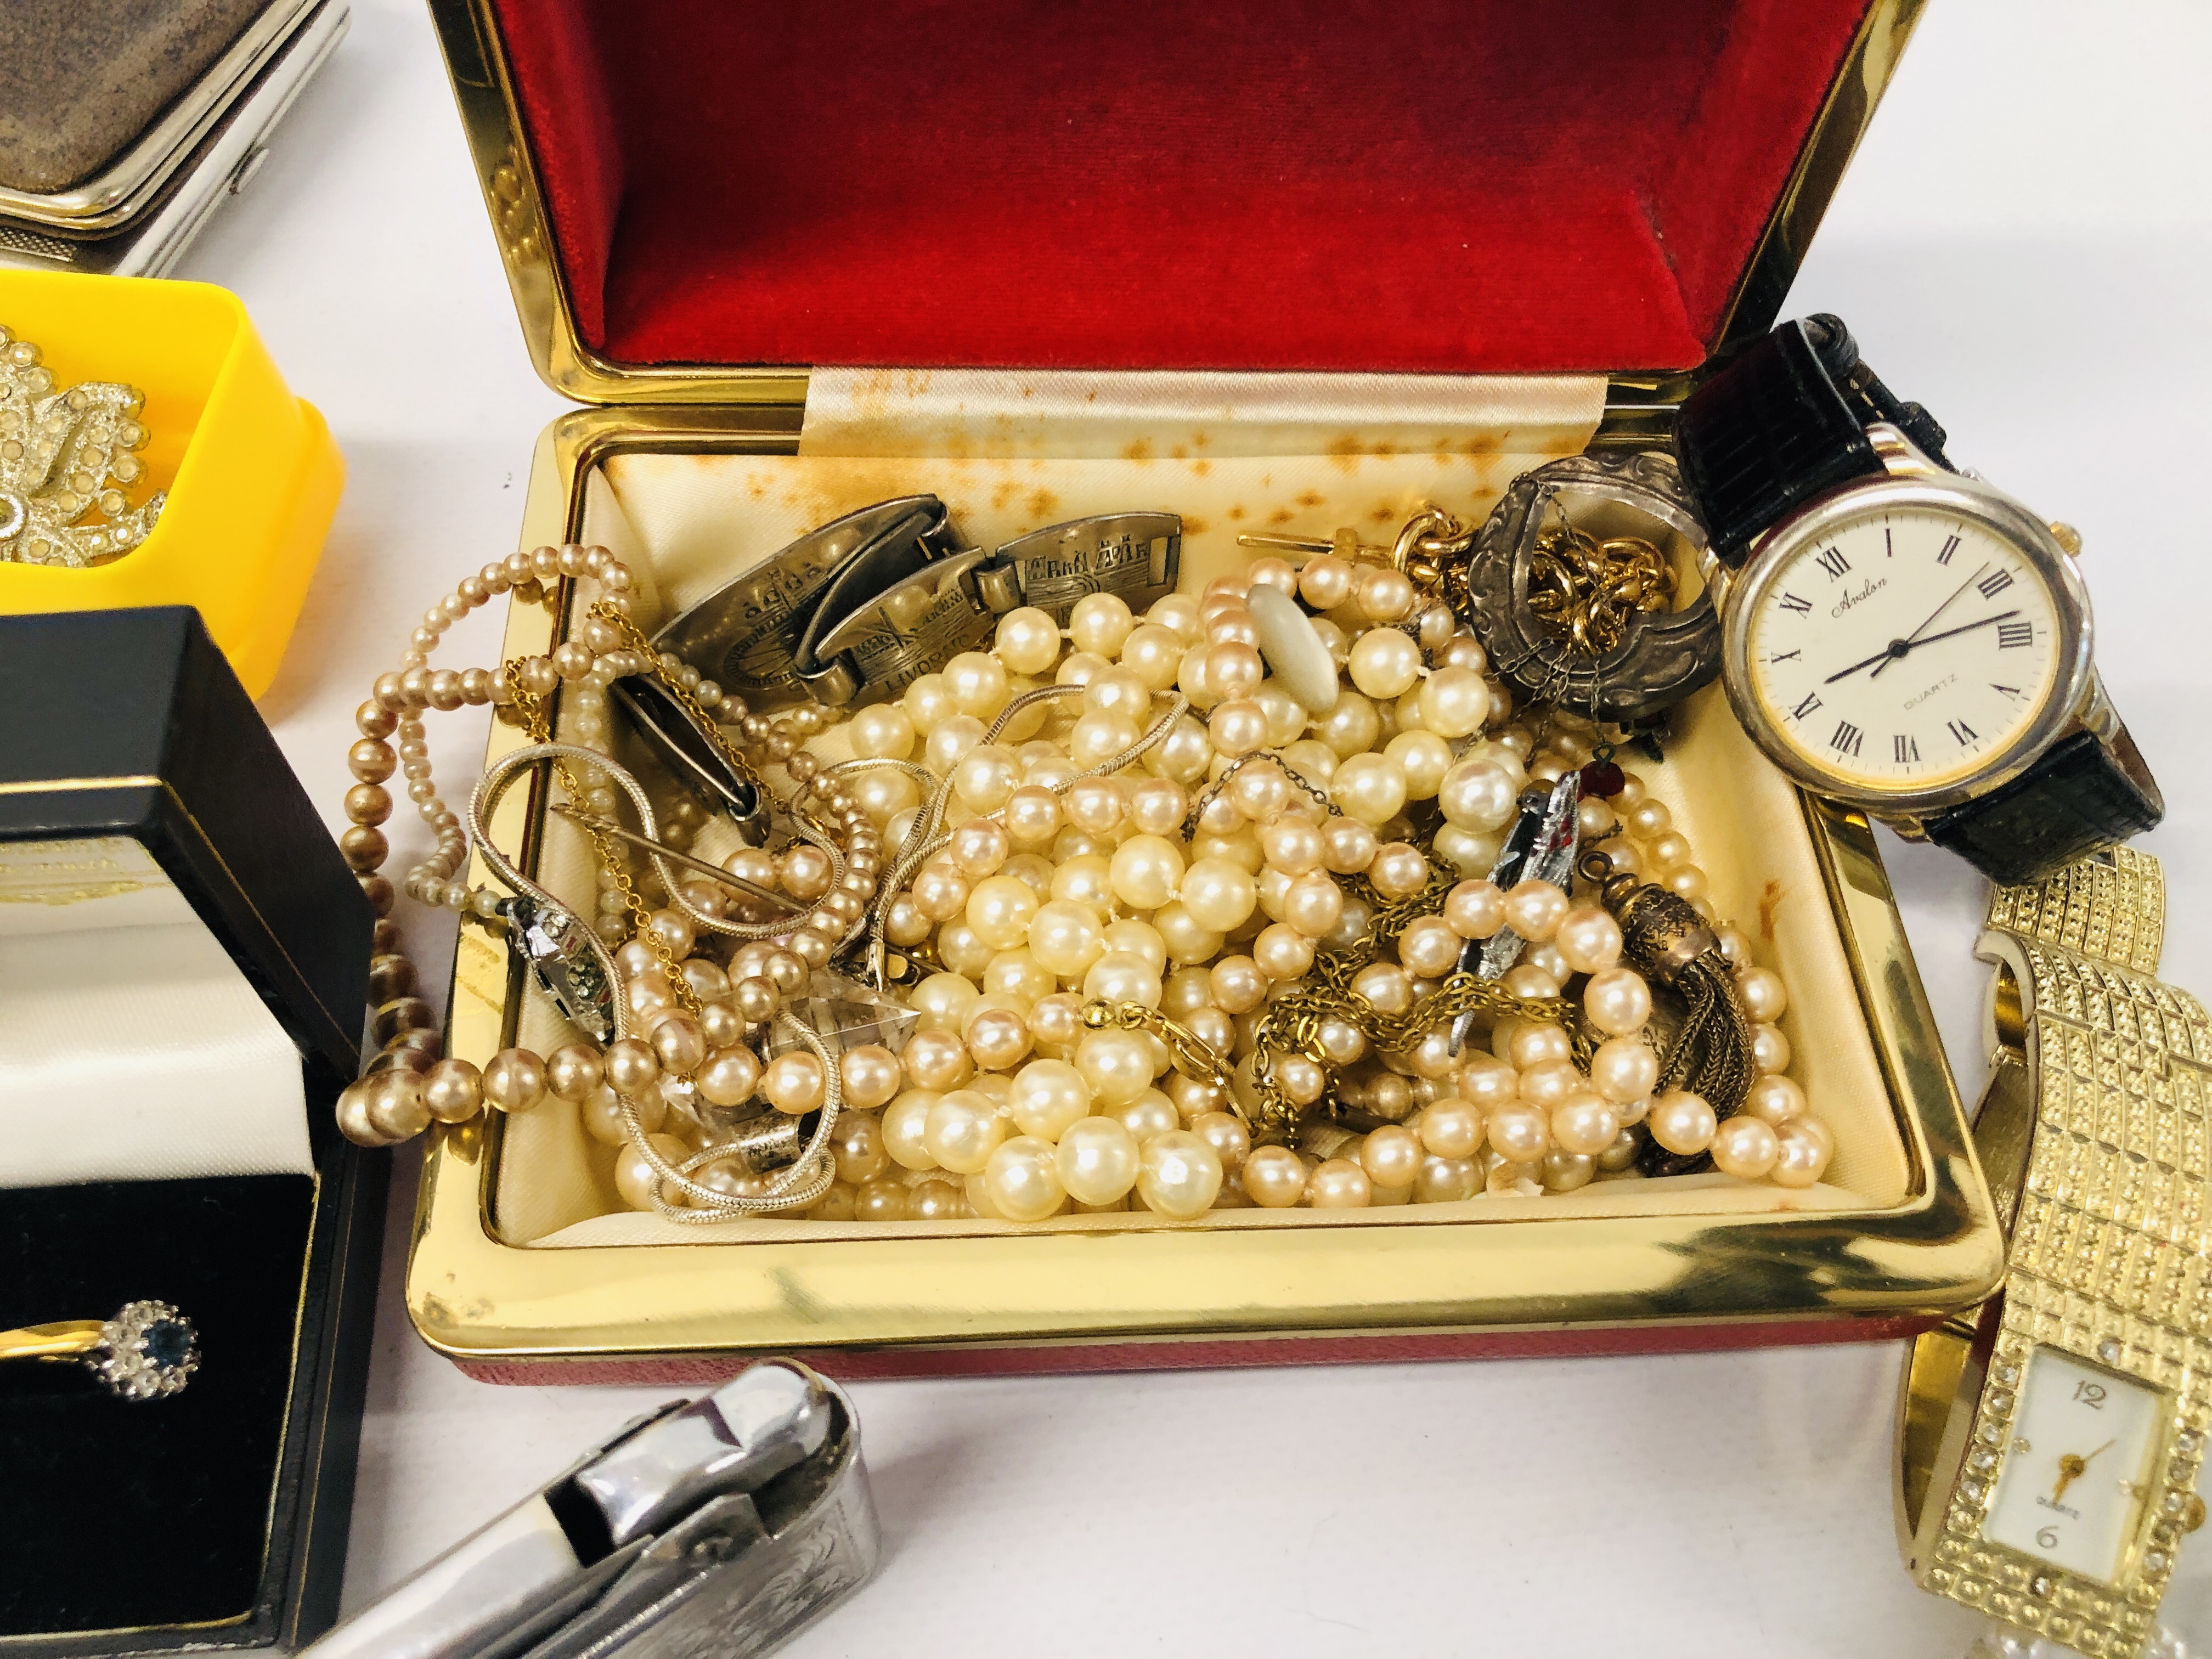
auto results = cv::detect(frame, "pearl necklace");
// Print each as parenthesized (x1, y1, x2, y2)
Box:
(329, 529, 1832, 1231)
(332, 543, 884, 1220)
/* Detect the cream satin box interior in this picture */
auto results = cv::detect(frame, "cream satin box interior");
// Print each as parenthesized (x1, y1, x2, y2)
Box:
(411, 0, 2002, 1380)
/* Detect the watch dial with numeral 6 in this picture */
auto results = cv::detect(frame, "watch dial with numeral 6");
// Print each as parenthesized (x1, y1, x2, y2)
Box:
(1979, 1347, 2165, 1583)
(1742, 506, 2067, 794)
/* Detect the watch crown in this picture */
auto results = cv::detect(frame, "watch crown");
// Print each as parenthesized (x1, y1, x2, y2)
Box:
(2049, 521, 2084, 557)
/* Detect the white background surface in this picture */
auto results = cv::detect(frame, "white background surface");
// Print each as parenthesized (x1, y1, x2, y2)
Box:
(167, 2, 2212, 1652)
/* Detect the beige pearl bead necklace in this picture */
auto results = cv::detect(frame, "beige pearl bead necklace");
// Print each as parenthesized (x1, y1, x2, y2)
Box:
(765, 563, 1833, 1224)
(333, 543, 892, 1220)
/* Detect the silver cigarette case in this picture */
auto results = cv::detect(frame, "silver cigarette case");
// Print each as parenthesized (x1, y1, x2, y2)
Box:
(304, 1363, 879, 1659)
(0, 0, 349, 277)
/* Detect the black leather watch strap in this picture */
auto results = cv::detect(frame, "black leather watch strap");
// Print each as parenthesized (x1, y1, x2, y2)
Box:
(1675, 314, 1954, 567)
(1924, 724, 2166, 887)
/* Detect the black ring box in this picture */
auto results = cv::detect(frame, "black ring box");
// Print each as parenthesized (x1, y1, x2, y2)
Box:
(0, 607, 381, 1655)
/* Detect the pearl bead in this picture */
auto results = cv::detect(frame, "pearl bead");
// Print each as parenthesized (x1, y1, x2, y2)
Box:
(1773, 1119, 1834, 1188)
(1069, 593, 1135, 657)
(1457, 1052, 1519, 1110)
(1590, 1036, 1659, 1105)
(1711, 1115, 1781, 1180)
(1414, 1154, 1481, 1203)
(1347, 628, 1421, 699)
(1752, 1022, 1793, 1076)
(1007, 1058, 1091, 1139)
(1281, 872, 1345, 939)
(1351, 960, 1413, 1016)
(761, 1051, 827, 1115)
(604, 1037, 661, 1098)
(849, 702, 916, 760)
(483, 1048, 549, 1114)
(1542, 1149, 1595, 1193)
(1191, 1110, 1250, 1172)
(1740, 1073, 1808, 1127)
(1361, 1124, 1423, 1190)
(1050, 852, 1114, 913)
(1056, 1115, 1142, 1205)
(1502, 962, 1560, 999)
(1082, 951, 1163, 1010)
(1583, 967, 1654, 1036)
(1443, 879, 1506, 939)
(1486, 1103, 1550, 1164)
(1108, 834, 1184, 910)
(828, 1111, 889, 1185)
(1306, 1156, 1372, 1207)
(1329, 753, 1408, 826)
(1274, 1057, 1318, 1110)
(1179, 857, 1258, 932)
(1137, 1130, 1224, 1218)
(614, 1133, 692, 1210)
(1298, 554, 1353, 610)
(951, 744, 1019, 811)
(1397, 915, 1462, 978)
(902, 1029, 975, 1091)
(1554, 905, 1623, 973)
(1028, 994, 1084, 1052)
(1647, 1090, 1718, 1156)
(1417, 665, 1491, 737)
(410, 1057, 481, 1126)
(1502, 878, 1568, 942)
(1252, 922, 1315, 980)
(882, 1090, 941, 1169)
(1417, 1098, 1484, 1158)
(1028, 899, 1105, 978)
(965, 1005, 1034, 1070)
(854, 1178, 910, 1222)
(984, 1135, 1067, 1221)
(1737, 966, 1788, 1023)
(1438, 757, 1518, 831)
(1120, 623, 1184, 691)
(1316, 692, 1381, 759)
(697, 1046, 761, 1108)
(1516, 1058, 1581, 1111)
(1550, 1091, 1621, 1157)
(909, 972, 981, 1032)
(1502, 1023, 1568, 1071)
(1110, 1090, 1180, 1143)
(993, 606, 1063, 675)
(924, 1088, 1008, 1173)
(1074, 1029, 1156, 1105)
(1242, 1144, 1308, 1207)
(1385, 730, 1452, 799)
(1626, 799, 1672, 838)
(965, 874, 1041, 950)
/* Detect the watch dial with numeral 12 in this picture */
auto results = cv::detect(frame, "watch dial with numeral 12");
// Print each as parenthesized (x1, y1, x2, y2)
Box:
(1980, 1347, 2164, 1583)
(1744, 506, 2064, 793)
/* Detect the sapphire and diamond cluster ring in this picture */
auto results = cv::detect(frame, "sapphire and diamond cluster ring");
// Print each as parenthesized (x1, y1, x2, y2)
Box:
(0, 1301, 200, 1400)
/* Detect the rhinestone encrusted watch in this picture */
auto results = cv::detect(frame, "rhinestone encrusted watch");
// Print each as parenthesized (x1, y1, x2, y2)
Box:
(1898, 849, 2208, 1655)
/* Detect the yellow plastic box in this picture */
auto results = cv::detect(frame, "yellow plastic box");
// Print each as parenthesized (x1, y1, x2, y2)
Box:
(0, 272, 342, 697)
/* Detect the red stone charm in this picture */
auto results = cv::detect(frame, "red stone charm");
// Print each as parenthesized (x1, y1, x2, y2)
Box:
(1579, 758, 1624, 799)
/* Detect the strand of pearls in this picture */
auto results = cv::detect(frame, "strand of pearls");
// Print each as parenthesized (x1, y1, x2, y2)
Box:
(753, 560, 1829, 1224)
(332, 543, 888, 1220)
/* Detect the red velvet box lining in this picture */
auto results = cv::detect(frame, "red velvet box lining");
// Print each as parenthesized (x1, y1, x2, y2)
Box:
(488, 1, 1870, 376)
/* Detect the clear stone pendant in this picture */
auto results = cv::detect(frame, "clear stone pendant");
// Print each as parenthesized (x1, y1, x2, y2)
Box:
(761, 970, 920, 1061)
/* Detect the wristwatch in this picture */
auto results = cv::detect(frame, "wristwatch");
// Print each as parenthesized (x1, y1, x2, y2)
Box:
(1674, 315, 2163, 887)
(1897, 848, 2207, 1656)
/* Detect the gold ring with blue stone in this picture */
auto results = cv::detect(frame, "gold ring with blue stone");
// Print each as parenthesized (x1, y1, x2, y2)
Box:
(0, 1300, 199, 1400)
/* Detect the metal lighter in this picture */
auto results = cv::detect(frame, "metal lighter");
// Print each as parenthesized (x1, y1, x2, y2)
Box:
(304, 1362, 878, 1659)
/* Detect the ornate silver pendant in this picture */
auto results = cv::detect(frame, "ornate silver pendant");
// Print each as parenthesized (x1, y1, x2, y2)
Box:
(1455, 452, 1721, 723)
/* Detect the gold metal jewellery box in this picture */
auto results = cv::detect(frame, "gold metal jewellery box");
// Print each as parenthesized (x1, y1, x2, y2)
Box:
(413, 0, 2003, 1381)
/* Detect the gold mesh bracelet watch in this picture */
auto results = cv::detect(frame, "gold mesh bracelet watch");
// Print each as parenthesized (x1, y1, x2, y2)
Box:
(1900, 848, 2210, 1655)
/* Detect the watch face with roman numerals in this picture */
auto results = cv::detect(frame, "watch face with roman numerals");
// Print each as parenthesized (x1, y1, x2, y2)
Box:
(1742, 505, 2066, 794)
